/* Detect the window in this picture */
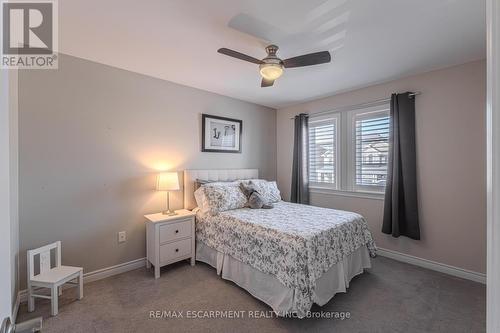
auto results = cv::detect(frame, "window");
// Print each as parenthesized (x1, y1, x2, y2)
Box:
(308, 103, 390, 194)
(353, 111, 390, 191)
(308, 115, 339, 189)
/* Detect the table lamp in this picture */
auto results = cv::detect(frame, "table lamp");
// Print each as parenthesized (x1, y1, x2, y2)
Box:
(156, 172, 180, 215)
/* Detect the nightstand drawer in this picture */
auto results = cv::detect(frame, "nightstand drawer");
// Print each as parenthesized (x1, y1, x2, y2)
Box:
(159, 219, 192, 243)
(160, 238, 191, 263)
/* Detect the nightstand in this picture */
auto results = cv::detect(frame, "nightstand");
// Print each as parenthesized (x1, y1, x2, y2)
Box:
(144, 209, 196, 279)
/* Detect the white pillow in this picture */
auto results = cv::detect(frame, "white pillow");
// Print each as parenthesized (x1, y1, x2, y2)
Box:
(194, 187, 208, 212)
(194, 184, 247, 215)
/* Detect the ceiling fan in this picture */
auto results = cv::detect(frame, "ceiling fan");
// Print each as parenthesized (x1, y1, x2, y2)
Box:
(217, 45, 331, 87)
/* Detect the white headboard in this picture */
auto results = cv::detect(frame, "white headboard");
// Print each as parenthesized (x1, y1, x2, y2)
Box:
(183, 169, 259, 210)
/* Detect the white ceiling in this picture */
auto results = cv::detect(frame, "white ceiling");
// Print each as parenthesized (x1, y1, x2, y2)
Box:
(59, 0, 486, 108)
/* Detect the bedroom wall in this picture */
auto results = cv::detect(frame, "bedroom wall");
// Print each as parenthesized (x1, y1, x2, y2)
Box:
(276, 60, 486, 274)
(18, 53, 276, 289)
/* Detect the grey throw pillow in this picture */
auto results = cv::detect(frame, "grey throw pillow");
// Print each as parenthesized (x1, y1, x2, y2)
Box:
(239, 183, 273, 209)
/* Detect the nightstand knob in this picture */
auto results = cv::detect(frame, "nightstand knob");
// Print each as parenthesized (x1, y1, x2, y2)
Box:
(175, 230, 179, 234)
(175, 249, 179, 252)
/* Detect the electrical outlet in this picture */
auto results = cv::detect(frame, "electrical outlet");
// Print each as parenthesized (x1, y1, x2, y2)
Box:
(118, 231, 126, 243)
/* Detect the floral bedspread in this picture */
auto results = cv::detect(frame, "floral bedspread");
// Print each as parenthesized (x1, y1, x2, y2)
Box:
(196, 201, 377, 317)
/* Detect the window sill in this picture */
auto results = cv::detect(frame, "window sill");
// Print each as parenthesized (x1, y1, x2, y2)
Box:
(309, 187, 385, 200)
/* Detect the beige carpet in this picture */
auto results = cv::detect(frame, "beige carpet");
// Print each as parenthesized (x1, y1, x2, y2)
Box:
(17, 256, 485, 333)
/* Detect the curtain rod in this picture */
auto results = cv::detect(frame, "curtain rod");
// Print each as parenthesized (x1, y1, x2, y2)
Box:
(290, 92, 421, 119)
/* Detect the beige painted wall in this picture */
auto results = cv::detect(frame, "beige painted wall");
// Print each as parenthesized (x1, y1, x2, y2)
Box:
(18, 54, 276, 289)
(277, 60, 486, 274)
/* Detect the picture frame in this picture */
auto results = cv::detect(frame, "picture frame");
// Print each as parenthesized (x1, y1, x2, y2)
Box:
(201, 114, 242, 153)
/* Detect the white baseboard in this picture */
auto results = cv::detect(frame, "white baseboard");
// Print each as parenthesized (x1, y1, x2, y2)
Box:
(377, 247, 486, 284)
(16, 249, 485, 308)
(19, 257, 146, 303)
(82, 257, 146, 284)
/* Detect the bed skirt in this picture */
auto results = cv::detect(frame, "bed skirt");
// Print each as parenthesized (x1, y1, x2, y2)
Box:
(195, 240, 372, 317)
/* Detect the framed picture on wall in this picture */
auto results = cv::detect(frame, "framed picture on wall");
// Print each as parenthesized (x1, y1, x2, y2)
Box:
(202, 114, 242, 153)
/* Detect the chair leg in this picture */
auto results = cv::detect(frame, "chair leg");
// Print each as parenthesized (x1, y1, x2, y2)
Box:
(51, 286, 58, 316)
(77, 271, 83, 300)
(58, 286, 62, 296)
(27, 285, 35, 313)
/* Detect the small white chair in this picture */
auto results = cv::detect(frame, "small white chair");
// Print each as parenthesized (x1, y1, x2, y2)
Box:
(27, 241, 83, 316)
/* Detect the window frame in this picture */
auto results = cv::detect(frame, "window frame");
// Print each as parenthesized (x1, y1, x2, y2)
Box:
(308, 102, 390, 197)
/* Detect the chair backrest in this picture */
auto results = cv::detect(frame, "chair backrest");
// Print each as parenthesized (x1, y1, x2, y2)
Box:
(27, 241, 61, 280)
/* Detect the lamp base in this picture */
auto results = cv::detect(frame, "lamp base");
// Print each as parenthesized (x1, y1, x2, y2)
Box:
(161, 210, 177, 216)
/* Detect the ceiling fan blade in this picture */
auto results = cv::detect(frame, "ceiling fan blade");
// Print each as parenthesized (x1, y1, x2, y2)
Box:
(283, 51, 331, 68)
(261, 78, 274, 87)
(217, 48, 263, 64)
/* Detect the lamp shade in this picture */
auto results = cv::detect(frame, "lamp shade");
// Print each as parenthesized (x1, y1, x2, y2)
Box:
(156, 172, 180, 191)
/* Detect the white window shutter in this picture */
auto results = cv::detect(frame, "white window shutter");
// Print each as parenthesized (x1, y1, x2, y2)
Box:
(354, 112, 390, 190)
(308, 117, 338, 189)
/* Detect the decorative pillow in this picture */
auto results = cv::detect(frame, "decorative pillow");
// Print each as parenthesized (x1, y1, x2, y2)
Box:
(194, 187, 208, 212)
(239, 183, 273, 209)
(196, 185, 247, 215)
(249, 180, 281, 203)
(195, 179, 211, 190)
(194, 179, 240, 191)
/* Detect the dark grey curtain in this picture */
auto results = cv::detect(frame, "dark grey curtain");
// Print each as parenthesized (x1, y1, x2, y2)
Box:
(382, 93, 420, 240)
(291, 113, 309, 204)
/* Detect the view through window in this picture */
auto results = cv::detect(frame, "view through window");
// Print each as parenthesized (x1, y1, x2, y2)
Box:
(308, 104, 390, 193)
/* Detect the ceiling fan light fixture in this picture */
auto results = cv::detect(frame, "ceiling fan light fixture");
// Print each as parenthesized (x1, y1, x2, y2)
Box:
(259, 63, 283, 81)
(218, 45, 331, 87)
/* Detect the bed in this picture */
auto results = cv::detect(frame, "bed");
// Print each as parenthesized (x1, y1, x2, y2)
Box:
(184, 169, 376, 318)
